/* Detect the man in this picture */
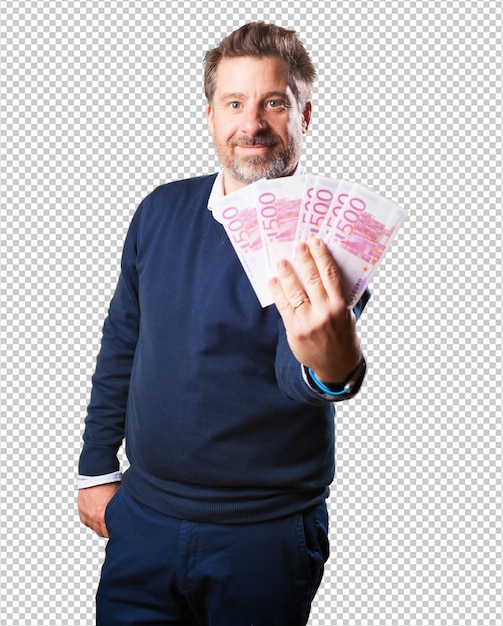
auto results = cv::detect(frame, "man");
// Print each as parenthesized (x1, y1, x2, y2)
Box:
(78, 22, 369, 625)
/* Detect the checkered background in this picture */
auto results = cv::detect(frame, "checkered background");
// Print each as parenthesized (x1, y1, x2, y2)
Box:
(1, 1, 501, 624)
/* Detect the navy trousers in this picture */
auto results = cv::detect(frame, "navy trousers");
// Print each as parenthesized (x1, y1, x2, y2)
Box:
(96, 488, 329, 625)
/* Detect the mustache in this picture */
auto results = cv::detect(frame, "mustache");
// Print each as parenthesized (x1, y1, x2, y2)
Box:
(229, 135, 281, 147)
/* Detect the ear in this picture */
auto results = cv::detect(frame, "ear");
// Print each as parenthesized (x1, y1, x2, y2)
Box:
(206, 102, 214, 136)
(301, 101, 312, 134)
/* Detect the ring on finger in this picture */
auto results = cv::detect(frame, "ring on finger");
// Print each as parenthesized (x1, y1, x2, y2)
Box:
(293, 298, 308, 310)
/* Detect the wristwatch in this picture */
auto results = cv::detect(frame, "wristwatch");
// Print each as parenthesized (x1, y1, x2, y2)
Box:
(307, 355, 367, 400)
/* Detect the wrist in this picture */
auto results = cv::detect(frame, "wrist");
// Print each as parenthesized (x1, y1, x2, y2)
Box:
(310, 351, 363, 386)
(307, 354, 366, 399)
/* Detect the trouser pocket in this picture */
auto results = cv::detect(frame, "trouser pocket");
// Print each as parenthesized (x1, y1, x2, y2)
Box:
(297, 502, 330, 593)
(103, 486, 122, 535)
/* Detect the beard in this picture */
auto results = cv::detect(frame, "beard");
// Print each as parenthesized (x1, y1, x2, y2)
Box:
(214, 132, 302, 185)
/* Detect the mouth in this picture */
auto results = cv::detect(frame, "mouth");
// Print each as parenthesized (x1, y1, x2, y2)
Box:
(235, 144, 273, 155)
(231, 135, 280, 149)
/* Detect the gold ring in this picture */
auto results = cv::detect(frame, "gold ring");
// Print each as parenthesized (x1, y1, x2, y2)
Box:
(293, 298, 307, 310)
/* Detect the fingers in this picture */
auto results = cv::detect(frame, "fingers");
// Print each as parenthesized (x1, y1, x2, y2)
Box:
(77, 483, 119, 538)
(268, 258, 310, 319)
(268, 238, 347, 313)
(298, 238, 347, 306)
(78, 508, 109, 537)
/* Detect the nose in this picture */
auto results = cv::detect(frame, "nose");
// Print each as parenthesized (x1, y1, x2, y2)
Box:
(240, 105, 268, 136)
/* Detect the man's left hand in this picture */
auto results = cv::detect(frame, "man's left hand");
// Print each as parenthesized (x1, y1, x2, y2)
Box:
(268, 238, 362, 385)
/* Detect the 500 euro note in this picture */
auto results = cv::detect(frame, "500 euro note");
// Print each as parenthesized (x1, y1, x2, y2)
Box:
(320, 182, 406, 307)
(297, 175, 342, 242)
(211, 186, 272, 306)
(317, 179, 354, 242)
(294, 173, 316, 242)
(254, 175, 306, 272)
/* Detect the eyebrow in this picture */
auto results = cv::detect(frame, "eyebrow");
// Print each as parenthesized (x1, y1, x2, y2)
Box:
(219, 90, 291, 102)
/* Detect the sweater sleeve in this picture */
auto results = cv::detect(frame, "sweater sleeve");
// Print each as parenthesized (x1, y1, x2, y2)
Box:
(274, 288, 371, 404)
(78, 207, 142, 477)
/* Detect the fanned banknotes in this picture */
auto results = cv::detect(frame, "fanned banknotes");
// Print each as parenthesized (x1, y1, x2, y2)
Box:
(212, 175, 405, 308)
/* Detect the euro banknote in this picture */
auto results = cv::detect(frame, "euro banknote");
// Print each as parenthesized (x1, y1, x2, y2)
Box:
(211, 184, 272, 306)
(212, 175, 405, 308)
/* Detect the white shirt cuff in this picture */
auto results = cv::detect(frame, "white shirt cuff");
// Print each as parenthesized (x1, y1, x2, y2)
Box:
(78, 471, 122, 489)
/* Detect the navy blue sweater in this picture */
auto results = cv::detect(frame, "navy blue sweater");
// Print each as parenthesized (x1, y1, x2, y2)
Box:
(79, 174, 369, 523)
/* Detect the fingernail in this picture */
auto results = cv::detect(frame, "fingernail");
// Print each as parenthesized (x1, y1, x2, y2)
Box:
(311, 237, 322, 247)
(295, 241, 308, 254)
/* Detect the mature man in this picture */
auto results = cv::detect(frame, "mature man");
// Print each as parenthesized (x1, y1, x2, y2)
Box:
(78, 22, 369, 625)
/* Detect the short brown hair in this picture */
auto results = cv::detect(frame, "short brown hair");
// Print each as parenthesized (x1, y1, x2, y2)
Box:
(204, 22, 316, 107)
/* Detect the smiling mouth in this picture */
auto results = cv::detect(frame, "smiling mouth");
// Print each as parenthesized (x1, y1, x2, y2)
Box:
(236, 144, 272, 152)
(231, 135, 280, 148)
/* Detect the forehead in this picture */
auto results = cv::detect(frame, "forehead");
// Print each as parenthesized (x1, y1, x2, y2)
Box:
(213, 56, 291, 98)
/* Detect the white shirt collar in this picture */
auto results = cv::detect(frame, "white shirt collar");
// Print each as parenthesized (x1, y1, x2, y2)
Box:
(207, 163, 305, 211)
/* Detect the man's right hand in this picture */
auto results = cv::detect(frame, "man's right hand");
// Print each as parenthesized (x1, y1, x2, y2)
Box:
(78, 482, 121, 538)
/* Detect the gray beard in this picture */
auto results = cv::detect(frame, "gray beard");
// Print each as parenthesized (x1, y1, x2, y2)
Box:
(228, 143, 300, 184)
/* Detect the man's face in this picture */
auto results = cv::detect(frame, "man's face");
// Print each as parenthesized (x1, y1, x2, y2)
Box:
(206, 56, 312, 194)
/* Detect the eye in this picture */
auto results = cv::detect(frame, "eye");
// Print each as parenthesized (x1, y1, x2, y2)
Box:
(228, 101, 241, 110)
(267, 100, 288, 111)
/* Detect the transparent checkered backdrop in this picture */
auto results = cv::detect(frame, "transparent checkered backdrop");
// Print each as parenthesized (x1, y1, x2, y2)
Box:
(1, 0, 501, 624)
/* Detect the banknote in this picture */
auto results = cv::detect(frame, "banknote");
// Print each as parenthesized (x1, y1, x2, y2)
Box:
(294, 173, 317, 242)
(299, 175, 342, 242)
(254, 175, 306, 271)
(317, 179, 354, 243)
(211, 185, 272, 306)
(321, 182, 406, 306)
(212, 175, 405, 308)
